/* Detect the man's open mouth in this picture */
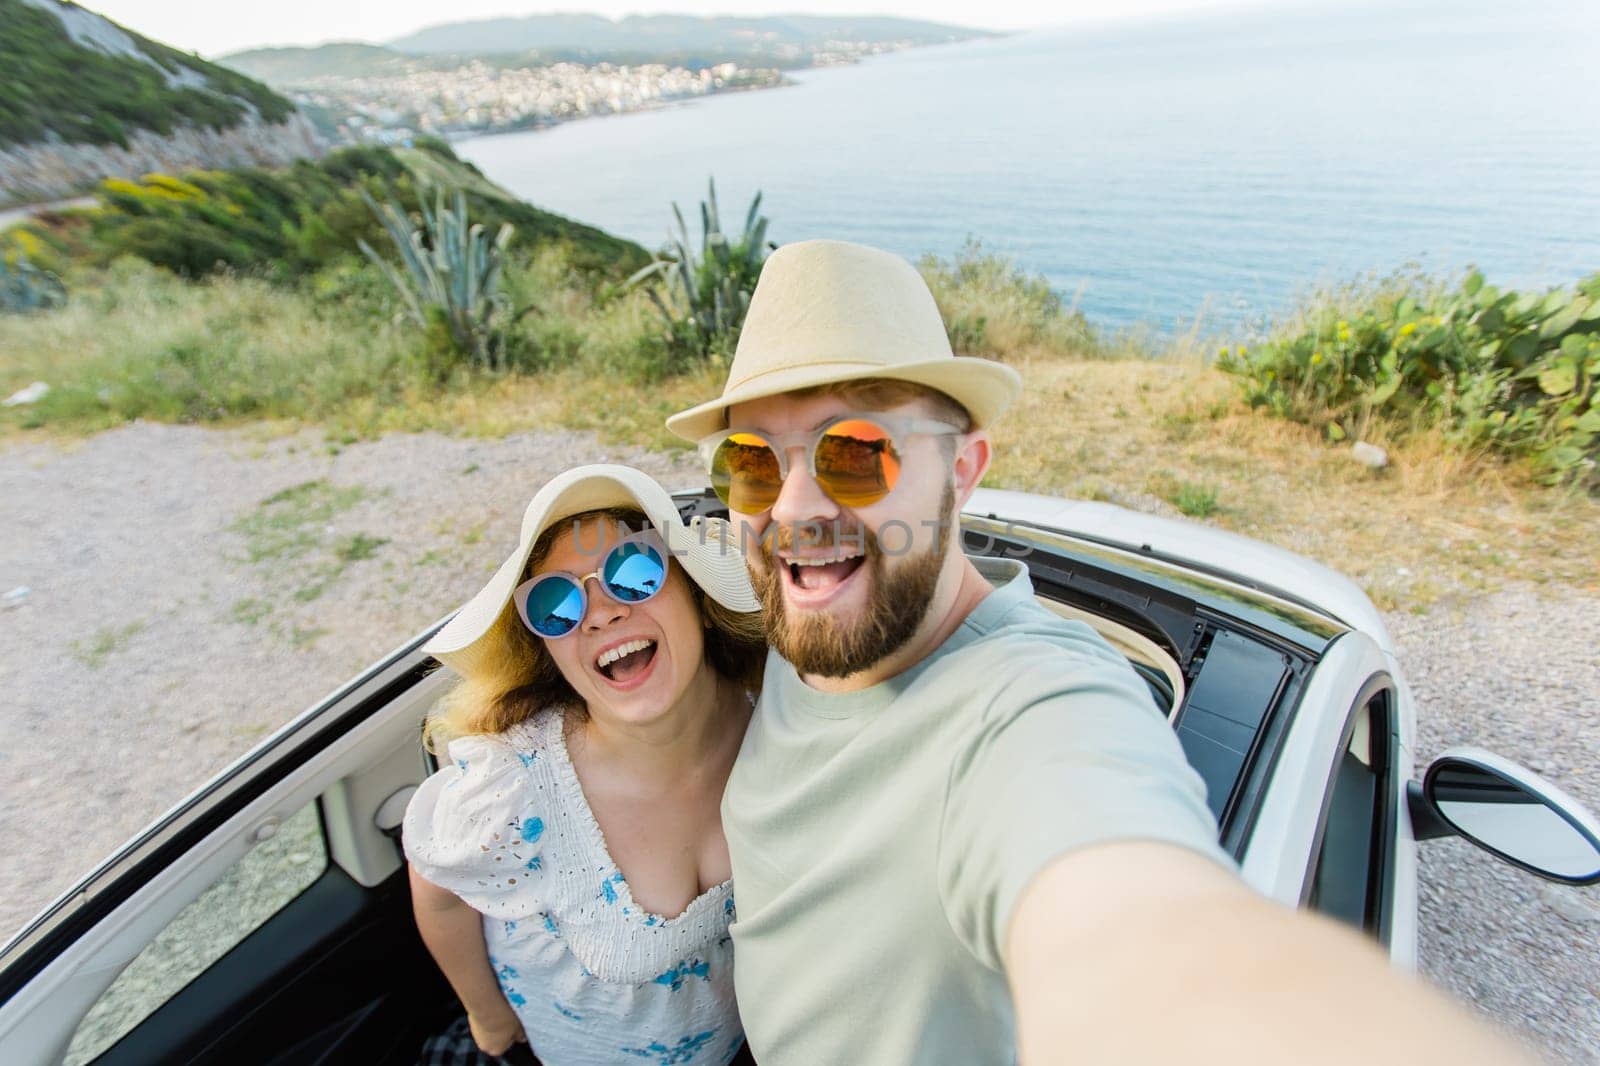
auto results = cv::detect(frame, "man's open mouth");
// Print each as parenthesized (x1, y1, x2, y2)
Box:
(595, 639, 657, 683)
(784, 551, 866, 593)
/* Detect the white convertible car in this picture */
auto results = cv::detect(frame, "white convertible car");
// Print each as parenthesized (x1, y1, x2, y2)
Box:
(1, 488, 1596, 1065)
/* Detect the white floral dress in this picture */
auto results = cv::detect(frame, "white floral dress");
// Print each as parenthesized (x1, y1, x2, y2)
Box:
(403, 708, 744, 1066)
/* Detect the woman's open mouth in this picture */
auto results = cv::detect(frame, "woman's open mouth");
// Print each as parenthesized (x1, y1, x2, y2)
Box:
(594, 638, 658, 685)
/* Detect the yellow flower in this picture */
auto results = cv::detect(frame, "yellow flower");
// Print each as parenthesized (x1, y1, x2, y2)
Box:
(101, 176, 145, 197)
(1398, 322, 1417, 337)
(1311, 352, 1323, 365)
(1235, 345, 1247, 356)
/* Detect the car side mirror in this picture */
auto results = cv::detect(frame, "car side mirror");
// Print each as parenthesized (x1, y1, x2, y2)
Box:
(1408, 747, 1600, 885)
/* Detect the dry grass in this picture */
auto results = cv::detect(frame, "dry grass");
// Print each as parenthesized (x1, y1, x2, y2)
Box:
(0, 260, 416, 429)
(988, 355, 1600, 609)
(321, 363, 727, 453)
(299, 348, 1600, 611)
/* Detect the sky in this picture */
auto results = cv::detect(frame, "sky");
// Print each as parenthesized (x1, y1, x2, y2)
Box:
(78, 0, 1276, 57)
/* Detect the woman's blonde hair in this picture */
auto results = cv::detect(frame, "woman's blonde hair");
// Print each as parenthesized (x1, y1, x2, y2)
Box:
(423, 507, 766, 752)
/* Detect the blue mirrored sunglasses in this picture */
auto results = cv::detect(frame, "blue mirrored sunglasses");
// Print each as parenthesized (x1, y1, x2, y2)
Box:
(513, 530, 669, 639)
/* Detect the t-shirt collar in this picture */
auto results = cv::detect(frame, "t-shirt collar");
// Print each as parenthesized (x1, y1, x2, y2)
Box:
(959, 556, 1032, 639)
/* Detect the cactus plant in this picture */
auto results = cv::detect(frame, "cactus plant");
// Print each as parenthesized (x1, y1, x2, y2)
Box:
(628, 178, 771, 365)
(358, 189, 515, 372)
(0, 253, 67, 314)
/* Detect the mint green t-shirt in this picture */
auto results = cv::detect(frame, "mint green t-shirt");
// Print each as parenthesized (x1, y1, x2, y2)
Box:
(721, 556, 1228, 1065)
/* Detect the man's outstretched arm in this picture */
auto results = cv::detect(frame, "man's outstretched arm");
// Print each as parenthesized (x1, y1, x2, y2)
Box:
(1005, 841, 1530, 1065)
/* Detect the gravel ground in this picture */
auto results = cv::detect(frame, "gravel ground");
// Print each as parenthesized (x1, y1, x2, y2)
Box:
(1391, 592, 1600, 1064)
(1, 422, 1596, 1062)
(0, 421, 696, 945)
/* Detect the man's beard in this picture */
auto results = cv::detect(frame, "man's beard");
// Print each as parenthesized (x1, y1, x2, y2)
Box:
(749, 481, 956, 679)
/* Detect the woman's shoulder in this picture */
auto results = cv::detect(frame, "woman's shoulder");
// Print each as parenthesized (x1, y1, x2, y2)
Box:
(443, 706, 559, 767)
(401, 708, 569, 918)
(409, 708, 564, 826)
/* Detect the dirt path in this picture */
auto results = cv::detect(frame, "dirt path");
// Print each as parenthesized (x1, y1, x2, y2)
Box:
(1, 422, 1595, 1062)
(0, 196, 96, 230)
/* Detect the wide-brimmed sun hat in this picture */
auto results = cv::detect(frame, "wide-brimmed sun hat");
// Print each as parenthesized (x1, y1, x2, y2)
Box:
(424, 464, 759, 675)
(665, 238, 1024, 442)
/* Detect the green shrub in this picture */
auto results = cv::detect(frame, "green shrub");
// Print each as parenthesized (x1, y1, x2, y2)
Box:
(1222, 270, 1600, 486)
(84, 153, 418, 278)
(94, 214, 261, 277)
(0, 222, 70, 276)
(628, 179, 771, 369)
(918, 238, 1101, 358)
(1170, 481, 1221, 518)
(0, 252, 67, 314)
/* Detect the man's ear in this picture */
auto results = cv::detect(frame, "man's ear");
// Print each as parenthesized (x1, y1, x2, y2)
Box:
(952, 431, 992, 508)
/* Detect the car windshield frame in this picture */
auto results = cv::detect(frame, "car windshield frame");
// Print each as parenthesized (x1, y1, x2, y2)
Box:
(958, 513, 1346, 654)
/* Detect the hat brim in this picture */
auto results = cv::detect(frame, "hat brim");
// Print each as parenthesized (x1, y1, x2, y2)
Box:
(665, 355, 1022, 442)
(423, 465, 759, 676)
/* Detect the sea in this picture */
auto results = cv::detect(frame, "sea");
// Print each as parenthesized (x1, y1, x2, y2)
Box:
(455, 0, 1600, 337)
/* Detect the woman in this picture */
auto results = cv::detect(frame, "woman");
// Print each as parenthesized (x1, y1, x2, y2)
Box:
(403, 465, 765, 1066)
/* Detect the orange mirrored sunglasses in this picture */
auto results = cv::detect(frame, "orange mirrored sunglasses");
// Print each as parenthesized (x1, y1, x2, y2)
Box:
(698, 413, 963, 513)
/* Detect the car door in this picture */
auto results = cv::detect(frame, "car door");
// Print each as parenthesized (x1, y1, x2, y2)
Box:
(1237, 629, 1419, 970)
(1302, 679, 1400, 939)
(0, 631, 453, 1065)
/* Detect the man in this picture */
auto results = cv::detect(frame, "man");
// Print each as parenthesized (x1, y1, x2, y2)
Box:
(666, 240, 1526, 1065)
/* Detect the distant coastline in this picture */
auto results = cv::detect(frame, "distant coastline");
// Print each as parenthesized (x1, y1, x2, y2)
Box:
(436, 71, 798, 145)
(261, 41, 949, 148)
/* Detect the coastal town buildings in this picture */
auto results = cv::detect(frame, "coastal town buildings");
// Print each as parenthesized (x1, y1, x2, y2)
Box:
(284, 60, 783, 144)
(258, 38, 932, 144)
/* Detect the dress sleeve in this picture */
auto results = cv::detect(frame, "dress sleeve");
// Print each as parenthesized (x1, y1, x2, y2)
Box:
(402, 730, 553, 921)
(937, 640, 1233, 972)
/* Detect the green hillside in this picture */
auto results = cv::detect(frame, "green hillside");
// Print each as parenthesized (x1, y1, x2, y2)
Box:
(387, 13, 993, 56)
(222, 14, 997, 86)
(10, 138, 647, 279)
(219, 42, 418, 83)
(223, 41, 812, 84)
(0, 0, 293, 149)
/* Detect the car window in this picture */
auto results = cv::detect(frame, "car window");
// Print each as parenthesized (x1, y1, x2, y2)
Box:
(1307, 689, 1393, 935)
(63, 802, 328, 1065)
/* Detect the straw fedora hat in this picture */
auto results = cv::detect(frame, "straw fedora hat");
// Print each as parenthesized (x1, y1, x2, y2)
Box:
(665, 239, 1023, 442)
(423, 464, 758, 676)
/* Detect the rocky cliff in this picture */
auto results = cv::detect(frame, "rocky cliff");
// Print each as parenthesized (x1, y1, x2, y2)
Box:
(0, 0, 323, 207)
(0, 113, 323, 207)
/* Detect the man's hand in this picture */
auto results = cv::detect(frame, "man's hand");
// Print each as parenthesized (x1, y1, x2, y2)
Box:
(468, 1004, 528, 1057)
(1004, 841, 1532, 1065)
